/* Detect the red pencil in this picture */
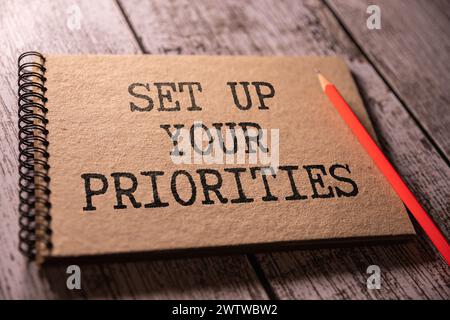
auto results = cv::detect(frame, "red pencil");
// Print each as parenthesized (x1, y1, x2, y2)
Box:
(317, 72, 450, 265)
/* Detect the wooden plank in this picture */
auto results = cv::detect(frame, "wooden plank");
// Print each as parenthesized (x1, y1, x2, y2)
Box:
(119, 0, 450, 299)
(327, 0, 450, 159)
(0, 0, 267, 299)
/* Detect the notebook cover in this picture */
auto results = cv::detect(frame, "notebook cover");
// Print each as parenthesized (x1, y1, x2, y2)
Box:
(18, 54, 415, 262)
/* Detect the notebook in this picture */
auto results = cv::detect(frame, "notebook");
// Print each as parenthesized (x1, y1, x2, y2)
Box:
(17, 51, 414, 263)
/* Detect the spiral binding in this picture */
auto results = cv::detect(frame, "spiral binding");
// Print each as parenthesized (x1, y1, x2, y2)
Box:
(18, 51, 52, 260)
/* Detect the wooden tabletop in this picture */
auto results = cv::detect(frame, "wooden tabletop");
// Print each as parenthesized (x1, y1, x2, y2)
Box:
(1, 0, 449, 299)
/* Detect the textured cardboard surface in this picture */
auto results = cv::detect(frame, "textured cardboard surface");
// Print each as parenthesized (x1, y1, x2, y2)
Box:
(41, 55, 414, 259)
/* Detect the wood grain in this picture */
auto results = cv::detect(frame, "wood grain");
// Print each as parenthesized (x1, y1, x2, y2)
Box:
(0, 0, 267, 299)
(327, 0, 450, 159)
(119, 0, 450, 299)
(1, 0, 448, 300)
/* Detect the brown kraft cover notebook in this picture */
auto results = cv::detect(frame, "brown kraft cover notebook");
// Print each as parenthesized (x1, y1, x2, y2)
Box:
(17, 52, 414, 263)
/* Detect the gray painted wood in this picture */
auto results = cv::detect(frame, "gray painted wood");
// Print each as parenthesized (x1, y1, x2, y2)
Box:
(0, 0, 267, 299)
(1, 0, 448, 299)
(119, 0, 450, 299)
(327, 0, 450, 159)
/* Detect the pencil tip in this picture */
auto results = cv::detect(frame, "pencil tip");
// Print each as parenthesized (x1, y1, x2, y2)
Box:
(316, 72, 331, 91)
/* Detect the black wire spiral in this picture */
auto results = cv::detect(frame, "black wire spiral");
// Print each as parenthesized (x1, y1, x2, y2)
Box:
(18, 51, 52, 260)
